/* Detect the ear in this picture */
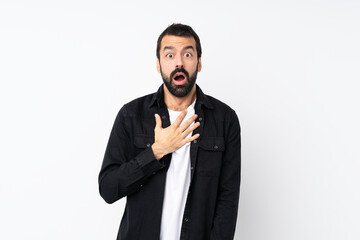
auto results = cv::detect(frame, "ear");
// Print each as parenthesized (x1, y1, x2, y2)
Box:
(156, 58, 160, 73)
(197, 57, 202, 72)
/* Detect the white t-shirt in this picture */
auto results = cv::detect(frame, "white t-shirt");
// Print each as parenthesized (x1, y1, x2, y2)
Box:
(160, 99, 196, 240)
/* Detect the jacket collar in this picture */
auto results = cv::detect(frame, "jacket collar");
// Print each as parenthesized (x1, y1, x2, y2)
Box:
(149, 84, 214, 109)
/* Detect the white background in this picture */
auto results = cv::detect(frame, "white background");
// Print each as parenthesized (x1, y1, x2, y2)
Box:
(1, 0, 359, 239)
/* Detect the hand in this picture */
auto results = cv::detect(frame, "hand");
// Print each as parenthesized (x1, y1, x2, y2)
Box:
(151, 111, 200, 160)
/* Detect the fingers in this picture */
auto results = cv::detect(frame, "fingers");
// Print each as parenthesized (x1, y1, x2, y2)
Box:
(154, 114, 162, 130)
(182, 121, 200, 137)
(178, 114, 198, 132)
(172, 110, 187, 127)
(184, 133, 200, 144)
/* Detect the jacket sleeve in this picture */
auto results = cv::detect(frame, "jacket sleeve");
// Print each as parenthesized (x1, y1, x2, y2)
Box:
(210, 110, 241, 240)
(98, 105, 165, 204)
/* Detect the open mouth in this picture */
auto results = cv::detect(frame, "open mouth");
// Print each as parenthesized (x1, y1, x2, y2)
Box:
(172, 72, 187, 85)
(173, 72, 186, 81)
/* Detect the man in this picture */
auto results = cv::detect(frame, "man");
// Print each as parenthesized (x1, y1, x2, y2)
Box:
(99, 23, 241, 240)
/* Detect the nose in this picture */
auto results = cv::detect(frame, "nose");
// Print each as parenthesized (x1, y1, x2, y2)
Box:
(176, 64, 183, 69)
(175, 55, 184, 69)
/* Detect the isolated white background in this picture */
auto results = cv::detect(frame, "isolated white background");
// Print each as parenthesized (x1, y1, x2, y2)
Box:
(1, 0, 359, 239)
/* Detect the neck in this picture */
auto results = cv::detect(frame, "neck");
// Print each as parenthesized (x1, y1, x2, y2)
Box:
(163, 85, 197, 111)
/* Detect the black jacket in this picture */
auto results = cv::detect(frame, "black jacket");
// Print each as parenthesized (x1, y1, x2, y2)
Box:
(99, 84, 241, 240)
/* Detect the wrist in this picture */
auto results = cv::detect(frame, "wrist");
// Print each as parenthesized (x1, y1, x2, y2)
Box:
(151, 142, 166, 160)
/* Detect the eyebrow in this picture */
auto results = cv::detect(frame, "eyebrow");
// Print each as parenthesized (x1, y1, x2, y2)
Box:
(163, 45, 195, 52)
(184, 46, 195, 51)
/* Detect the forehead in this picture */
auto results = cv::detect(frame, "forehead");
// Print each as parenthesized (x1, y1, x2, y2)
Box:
(161, 35, 196, 50)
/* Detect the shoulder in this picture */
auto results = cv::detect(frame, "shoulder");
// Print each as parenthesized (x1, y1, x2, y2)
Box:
(203, 94, 239, 123)
(203, 95, 241, 143)
(124, 92, 155, 110)
(117, 92, 156, 117)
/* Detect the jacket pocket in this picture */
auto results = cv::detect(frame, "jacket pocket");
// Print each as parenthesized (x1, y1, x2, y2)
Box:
(196, 137, 225, 177)
(133, 134, 155, 156)
(134, 134, 155, 148)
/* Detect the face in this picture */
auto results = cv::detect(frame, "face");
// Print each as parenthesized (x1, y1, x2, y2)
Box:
(157, 35, 202, 97)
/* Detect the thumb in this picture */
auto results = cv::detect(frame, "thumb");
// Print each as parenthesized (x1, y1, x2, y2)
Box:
(154, 114, 162, 130)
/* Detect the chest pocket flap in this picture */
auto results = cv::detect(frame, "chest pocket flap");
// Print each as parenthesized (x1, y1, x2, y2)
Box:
(199, 137, 225, 151)
(134, 135, 155, 148)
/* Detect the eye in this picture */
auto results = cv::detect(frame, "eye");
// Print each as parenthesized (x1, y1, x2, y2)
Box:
(184, 52, 192, 57)
(166, 53, 173, 58)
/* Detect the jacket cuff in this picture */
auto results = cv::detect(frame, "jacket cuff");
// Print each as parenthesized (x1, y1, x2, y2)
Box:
(135, 147, 166, 175)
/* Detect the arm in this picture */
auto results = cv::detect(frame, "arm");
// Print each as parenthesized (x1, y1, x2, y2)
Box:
(98, 105, 164, 204)
(210, 110, 241, 240)
(98, 106, 200, 204)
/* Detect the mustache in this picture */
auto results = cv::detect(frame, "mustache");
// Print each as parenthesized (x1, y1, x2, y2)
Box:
(170, 68, 190, 81)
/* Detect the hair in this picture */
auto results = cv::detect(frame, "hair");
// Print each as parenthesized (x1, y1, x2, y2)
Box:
(156, 23, 202, 60)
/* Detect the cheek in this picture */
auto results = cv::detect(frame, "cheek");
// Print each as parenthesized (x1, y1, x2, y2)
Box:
(184, 59, 198, 70)
(186, 64, 198, 74)
(160, 60, 173, 72)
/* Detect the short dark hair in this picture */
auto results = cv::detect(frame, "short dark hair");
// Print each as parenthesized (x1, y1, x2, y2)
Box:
(156, 23, 202, 60)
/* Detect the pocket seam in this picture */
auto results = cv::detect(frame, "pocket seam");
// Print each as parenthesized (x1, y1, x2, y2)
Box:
(134, 134, 154, 148)
(198, 137, 225, 151)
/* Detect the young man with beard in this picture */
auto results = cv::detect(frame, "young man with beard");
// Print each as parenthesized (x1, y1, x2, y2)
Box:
(98, 23, 241, 240)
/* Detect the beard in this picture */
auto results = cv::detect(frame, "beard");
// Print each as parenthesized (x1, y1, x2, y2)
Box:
(160, 64, 198, 98)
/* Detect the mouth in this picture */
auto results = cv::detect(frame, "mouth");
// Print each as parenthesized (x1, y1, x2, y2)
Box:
(172, 72, 187, 85)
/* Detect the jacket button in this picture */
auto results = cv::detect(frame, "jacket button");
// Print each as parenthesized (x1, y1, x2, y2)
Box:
(191, 166, 194, 170)
(140, 185, 143, 188)
(198, 117, 202, 121)
(162, 115, 166, 119)
(193, 140, 197, 144)
(147, 143, 151, 147)
(184, 218, 189, 222)
(153, 171, 156, 175)
(214, 145, 218, 149)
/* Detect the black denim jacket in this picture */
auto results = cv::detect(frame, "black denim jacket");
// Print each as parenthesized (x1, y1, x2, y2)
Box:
(99, 84, 241, 240)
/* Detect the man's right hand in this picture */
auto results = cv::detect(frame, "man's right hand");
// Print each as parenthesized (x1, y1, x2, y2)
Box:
(151, 111, 200, 160)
